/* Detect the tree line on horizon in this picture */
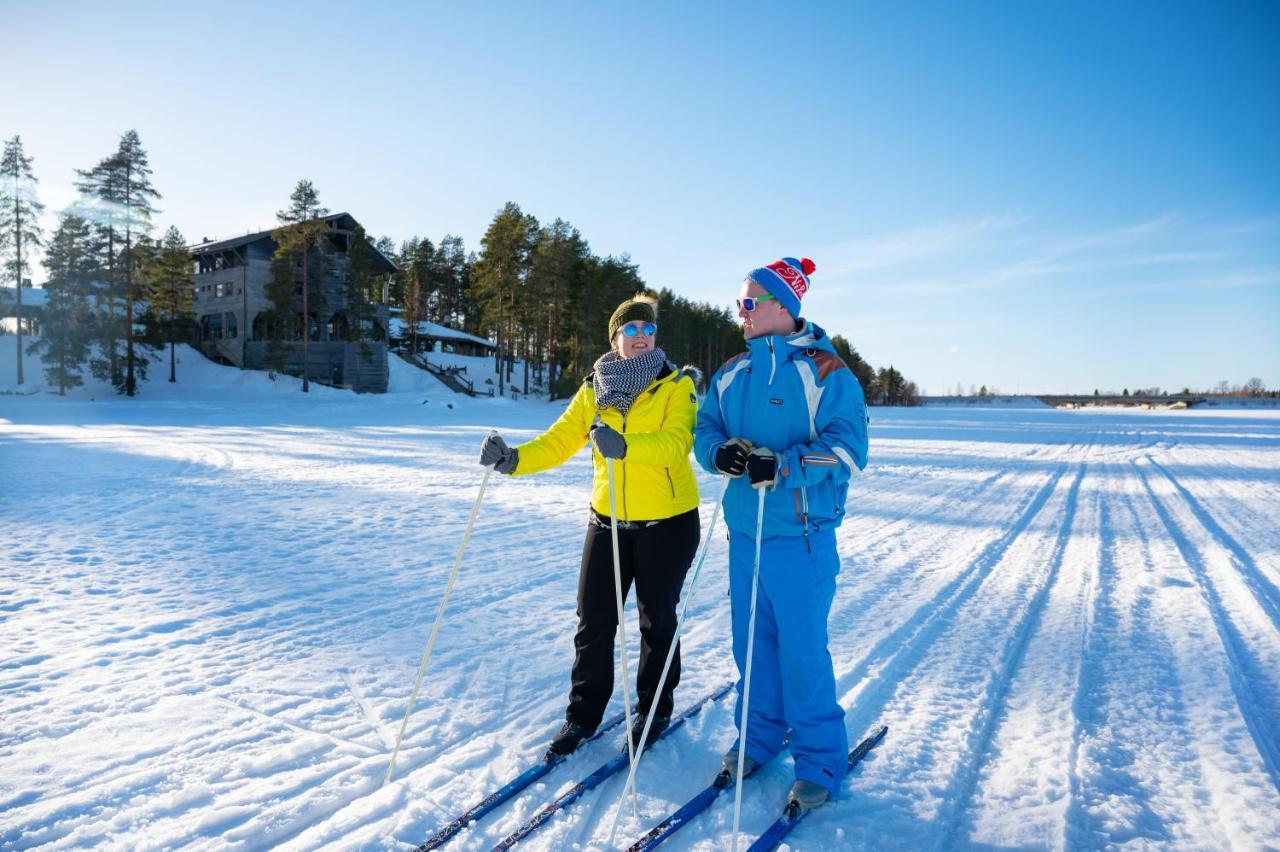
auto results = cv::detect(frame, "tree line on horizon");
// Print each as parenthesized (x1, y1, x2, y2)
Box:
(1, 131, 921, 403)
(946, 381, 1276, 399)
(386, 200, 918, 403)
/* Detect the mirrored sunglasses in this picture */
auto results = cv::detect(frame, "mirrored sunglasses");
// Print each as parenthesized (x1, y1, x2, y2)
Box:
(621, 322, 657, 337)
(736, 293, 777, 312)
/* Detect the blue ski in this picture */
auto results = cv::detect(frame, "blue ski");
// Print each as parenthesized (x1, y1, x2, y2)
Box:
(625, 759, 764, 851)
(491, 682, 734, 851)
(415, 711, 627, 850)
(746, 725, 888, 852)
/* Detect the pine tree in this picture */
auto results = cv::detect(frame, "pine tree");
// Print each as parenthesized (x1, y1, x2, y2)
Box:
(74, 153, 125, 386)
(830, 334, 875, 397)
(272, 179, 330, 392)
(571, 253, 644, 376)
(141, 226, 193, 382)
(472, 203, 538, 395)
(73, 131, 161, 395)
(33, 214, 97, 394)
(435, 235, 470, 328)
(0, 136, 45, 385)
(397, 237, 426, 355)
(526, 219, 589, 391)
(114, 131, 160, 395)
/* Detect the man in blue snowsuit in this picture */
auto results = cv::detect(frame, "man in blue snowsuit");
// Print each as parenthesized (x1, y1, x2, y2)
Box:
(693, 256, 868, 809)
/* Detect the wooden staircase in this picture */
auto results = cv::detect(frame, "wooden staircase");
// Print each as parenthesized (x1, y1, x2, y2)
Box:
(396, 351, 491, 397)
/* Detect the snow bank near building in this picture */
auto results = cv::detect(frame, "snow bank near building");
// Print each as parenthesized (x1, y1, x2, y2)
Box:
(0, 341, 351, 400)
(420, 351, 548, 399)
(385, 354, 450, 396)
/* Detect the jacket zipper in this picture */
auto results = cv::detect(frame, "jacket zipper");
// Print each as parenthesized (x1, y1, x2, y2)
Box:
(664, 467, 675, 498)
(766, 338, 777, 386)
(801, 484, 812, 552)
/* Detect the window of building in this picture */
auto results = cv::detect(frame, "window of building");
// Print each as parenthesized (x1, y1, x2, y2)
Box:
(225, 312, 238, 339)
(200, 313, 225, 341)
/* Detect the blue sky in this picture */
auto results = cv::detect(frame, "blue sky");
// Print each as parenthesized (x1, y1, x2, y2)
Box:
(6, 0, 1278, 393)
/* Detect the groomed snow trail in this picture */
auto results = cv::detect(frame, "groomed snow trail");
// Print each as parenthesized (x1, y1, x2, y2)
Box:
(2, 391, 1278, 850)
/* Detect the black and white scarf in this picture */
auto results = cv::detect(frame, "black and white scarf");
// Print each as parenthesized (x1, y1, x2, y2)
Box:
(592, 348, 668, 414)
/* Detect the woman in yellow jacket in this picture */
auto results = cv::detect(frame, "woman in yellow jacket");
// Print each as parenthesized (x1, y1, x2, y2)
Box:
(479, 295, 702, 758)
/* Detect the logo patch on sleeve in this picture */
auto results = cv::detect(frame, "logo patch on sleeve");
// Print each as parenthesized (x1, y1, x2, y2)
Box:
(770, 398, 783, 405)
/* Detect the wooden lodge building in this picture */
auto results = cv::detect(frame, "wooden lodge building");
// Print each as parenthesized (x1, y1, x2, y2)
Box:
(0, 284, 45, 337)
(189, 213, 397, 392)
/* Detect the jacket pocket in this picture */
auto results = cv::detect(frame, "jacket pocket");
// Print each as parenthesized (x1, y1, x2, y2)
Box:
(664, 467, 676, 498)
(807, 478, 841, 529)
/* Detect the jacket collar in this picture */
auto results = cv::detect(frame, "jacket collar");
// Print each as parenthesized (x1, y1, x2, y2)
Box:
(745, 319, 834, 362)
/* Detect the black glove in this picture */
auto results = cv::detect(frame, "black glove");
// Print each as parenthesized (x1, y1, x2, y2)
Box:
(479, 433, 519, 475)
(714, 437, 753, 477)
(590, 423, 627, 460)
(746, 447, 777, 487)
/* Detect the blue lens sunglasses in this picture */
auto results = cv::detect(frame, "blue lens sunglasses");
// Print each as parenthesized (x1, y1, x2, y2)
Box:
(736, 293, 777, 312)
(621, 322, 657, 337)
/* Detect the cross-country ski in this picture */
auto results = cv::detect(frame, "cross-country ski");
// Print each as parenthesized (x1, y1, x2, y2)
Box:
(414, 710, 626, 850)
(745, 725, 888, 852)
(491, 683, 733, 850)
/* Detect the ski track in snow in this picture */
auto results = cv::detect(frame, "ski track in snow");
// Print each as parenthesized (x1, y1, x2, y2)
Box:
(2, 392, 1279, 851)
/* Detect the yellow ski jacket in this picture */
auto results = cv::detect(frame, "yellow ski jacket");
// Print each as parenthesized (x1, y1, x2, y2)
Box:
(514, 366, 701, 521)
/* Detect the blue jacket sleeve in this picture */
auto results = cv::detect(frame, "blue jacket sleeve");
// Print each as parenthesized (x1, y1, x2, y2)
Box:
(694, 366, 730, 475)
(778, 368, 869, 488)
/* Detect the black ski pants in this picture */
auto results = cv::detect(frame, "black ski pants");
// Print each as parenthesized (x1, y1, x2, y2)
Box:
(567, 507, 700, 729)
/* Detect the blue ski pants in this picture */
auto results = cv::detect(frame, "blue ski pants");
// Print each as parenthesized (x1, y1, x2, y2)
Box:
(728, 528, 848, 794)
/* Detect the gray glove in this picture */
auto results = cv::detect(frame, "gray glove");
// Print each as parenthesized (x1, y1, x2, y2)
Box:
(590, 423, 627, 460)
(479, 433, 519, 475)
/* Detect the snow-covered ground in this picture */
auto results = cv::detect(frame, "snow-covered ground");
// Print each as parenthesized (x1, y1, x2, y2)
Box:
(2, 348, 1279, 850)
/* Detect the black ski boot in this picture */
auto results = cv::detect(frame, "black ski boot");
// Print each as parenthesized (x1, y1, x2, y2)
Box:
(628, 714, 670, 753)
(545, 721, 596, 761)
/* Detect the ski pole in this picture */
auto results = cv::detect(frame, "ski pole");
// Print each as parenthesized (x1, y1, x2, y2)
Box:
(606, 478, 730, 846)
(606, 456, 641, 820)
(383, 434, 497, 787)
(731, 484, 767, 852)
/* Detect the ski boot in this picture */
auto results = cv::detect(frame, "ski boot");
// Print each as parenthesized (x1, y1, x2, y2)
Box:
(787, 779, 829, 810)
(628, 714, 670, 753)
(714, 747, 761, 788)
(544, 721, 596, 761)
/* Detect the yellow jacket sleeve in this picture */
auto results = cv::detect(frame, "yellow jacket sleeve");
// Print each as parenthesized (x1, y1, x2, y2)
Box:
(513, 383, 595, 475)
(623, 376, 697, 468)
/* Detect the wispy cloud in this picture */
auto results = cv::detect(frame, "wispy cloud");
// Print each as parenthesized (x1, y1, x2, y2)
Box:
(820, 211, 1279, 299)
(822, 216, 1025, 277)
(1098, 268, 1280, 297)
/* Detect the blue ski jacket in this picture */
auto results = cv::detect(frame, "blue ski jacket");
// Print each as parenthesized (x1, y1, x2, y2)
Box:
(694, 321, 869, 539)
